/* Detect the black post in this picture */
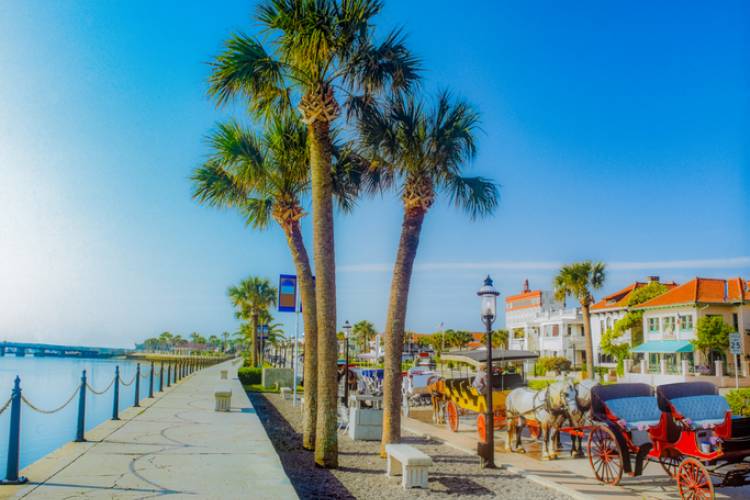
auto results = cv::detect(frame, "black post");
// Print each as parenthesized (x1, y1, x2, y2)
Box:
(2, 376, 28, 485)
(148, 361, 154, 398)
(344, 337, 350, 407)
(112, 366, 120, 420)
(480, 316, 495, 468)
(159, 361, 164, 392)
(167, 363, 172, 388)
(134, 363, 141, 407)
(75, 370, 86, 442)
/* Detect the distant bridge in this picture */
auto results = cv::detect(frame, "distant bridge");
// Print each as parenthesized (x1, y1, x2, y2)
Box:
(0, 341, 132, 359)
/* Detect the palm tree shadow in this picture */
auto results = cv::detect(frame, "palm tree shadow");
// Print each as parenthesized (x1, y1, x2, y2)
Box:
(248, 392, 354, 500)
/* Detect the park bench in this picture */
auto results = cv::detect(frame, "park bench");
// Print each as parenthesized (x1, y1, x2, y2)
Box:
(385, 443, 432, 489)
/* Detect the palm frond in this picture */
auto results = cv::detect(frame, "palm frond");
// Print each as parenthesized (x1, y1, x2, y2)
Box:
(444, 175, 499, 220)
(191, 160, 248, 208)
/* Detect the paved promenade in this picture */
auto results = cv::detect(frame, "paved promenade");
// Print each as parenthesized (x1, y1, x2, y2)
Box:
(2, 360, 296, 499)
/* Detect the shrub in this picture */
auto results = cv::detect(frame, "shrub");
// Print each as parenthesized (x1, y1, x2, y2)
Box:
(238, 367, 262, 385)
(726, 389, 750, 416)
(534, 356, 571, 376)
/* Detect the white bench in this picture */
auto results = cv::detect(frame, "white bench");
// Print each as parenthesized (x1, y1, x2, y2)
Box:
(280, 387, 292, 400)
(385, 444, 432, 489)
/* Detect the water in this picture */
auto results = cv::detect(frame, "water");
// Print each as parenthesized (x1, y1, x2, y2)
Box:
(0, 356, 153, 474)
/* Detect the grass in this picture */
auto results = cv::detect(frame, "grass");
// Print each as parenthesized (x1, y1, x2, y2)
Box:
(245, 384, 304, 394)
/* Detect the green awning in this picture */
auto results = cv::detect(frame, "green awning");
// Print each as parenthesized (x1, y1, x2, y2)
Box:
(631, 340, 693, 353)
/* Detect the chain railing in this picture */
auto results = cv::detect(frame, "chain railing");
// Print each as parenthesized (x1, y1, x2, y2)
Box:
(1, 355, 221, 484)
(21, 386, 79, 415)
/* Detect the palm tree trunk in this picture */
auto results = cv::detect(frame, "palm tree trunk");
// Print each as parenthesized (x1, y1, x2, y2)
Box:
(308, 120, 338, 468)
(252, 313, 259, 367)
(380, 206, 426, 457)
(582, 303, 595, 380)
(283, 220, 318, 450)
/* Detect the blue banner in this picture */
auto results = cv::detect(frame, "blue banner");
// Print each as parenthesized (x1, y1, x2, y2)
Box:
(278, 274, 297, 312)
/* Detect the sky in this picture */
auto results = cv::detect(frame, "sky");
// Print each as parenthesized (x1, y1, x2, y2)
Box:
(0, 1, 748, 348)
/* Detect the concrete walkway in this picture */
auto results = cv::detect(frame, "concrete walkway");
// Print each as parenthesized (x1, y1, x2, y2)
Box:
(2, 360, 297, 499)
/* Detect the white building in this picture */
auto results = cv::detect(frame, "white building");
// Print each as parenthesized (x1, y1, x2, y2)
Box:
(506, 280, 586, 365)
(590, 276, 677, 366)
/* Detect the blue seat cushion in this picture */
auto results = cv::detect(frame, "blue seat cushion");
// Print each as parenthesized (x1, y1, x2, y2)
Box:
(670, 395, 729, 427)
(605, 397, 661, 430)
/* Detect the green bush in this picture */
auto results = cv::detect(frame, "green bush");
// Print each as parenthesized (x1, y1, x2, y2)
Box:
(726, 389, 750, 416)
(534, 356, 572, 376)
(528, 379, 555, 390)
(238, 367, 262, 385)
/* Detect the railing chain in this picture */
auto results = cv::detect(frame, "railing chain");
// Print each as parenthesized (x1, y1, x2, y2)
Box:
(86, 377, 116, 395)
(0, 396, 11, 416)
(20, 387, 79, 415)
(119, 374, 137, 387)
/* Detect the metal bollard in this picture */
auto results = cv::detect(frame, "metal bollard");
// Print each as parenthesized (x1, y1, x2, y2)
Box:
(112, 366, 120, 421)
(75, 370, 87, 442)
(148, 361, 154, 398)
(159, 361, 164, 392)
(134, 363, 141, 407)
(1, 377, 28, 485)
(167, 363, 172, 388)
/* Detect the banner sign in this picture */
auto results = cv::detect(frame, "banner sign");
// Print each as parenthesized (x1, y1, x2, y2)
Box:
(729, 332, 741, 355)
(278, 274, 297, 312)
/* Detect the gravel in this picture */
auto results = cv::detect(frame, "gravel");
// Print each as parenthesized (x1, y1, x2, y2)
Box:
(249, 392, 570, 500)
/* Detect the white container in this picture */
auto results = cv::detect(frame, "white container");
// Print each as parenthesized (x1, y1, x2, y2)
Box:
(220, 370, 228, 380)
(214, 388, 232, 412)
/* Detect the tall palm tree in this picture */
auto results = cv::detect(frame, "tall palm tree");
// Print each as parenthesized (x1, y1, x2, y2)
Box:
(357, 92, 498, 454)
(352, 320, 377, 353)
(553, 261, 606, 380)
(228, 276, 277, 367)
(192, 116, 355, 450)
(481, 329, 509, 349)
(208, 0, 419, 467)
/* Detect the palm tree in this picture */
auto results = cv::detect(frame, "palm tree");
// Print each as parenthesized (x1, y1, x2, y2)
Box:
(192, 116, 325, 449)
(208, 0, 418, 467)
(357, 92, 498, 454)
(352, 320, 377, 353)
(228, 276, 277, 367)
(158, 331, 173, 348)
(481, 329, 509, 349)
(553, 261, 606, 380)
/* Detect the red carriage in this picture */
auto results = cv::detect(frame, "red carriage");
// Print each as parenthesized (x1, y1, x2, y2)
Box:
(586, 381, 750, 499)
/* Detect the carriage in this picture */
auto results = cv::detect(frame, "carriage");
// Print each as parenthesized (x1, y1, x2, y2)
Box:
(427, 349, 538, 443)
(586, 381, 750, 499)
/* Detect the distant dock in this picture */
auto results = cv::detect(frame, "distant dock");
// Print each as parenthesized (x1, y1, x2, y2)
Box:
(0, 341, 130, 359)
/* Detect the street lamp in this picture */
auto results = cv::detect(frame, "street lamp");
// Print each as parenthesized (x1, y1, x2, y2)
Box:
(477, 275, 500, 469)
(343, 320, 352, 407)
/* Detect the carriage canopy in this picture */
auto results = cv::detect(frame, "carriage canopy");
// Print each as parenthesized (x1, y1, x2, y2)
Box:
(441, 349, 538, 368)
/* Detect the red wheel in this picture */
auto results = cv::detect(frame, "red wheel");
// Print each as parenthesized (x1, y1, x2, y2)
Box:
(587, 426, 624, 485)
(477, 413, 487, 443)
(677, 458, 714, 500)
(659, 451, 684, 479)
(446, 400, 459, 432)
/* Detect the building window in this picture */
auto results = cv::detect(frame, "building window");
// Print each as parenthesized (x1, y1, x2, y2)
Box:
(567, 326, 572, 336)
(663, 317, 676, 336)
(606, 317, 612, 330)
(552, 325, 560, 337)
(679, 315, 693, 331)
(600, 320, 605, 333)
(648, 317, 659, 333)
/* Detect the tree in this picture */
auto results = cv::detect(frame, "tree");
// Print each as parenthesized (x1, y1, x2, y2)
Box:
(601, 282, 670, 373)
(353, 320, 377, 353)
(357, 92, 498, 455)
(208, 0, 418, 468)
(158, 331, 173, 347)
(553, 261, 606, 380)
(172, 335, 186, 347)
(228, 276, 277, 367)
(429, 332, 445, 355)
(415, 336, 431, 350)
(445, 330, 474, 350)
(692, 316, 732, 369)
(208, 335, 220, 349)
(481, 329, 509, 349)
(190, 332, 207, 345)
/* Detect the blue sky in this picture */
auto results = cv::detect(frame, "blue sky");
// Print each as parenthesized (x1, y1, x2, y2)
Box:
(0, 1, 747, 347)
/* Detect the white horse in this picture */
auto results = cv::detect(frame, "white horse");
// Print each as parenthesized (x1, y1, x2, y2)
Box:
(567, 379, 598, 457)
(505, 380, 578, 460)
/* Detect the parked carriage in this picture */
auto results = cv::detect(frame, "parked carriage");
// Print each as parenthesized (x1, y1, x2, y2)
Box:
(586, 381, 750, 499)
(428, 350, 538, 443)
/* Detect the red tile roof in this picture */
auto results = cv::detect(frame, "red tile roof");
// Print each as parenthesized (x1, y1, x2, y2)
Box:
(636, 277, 749, 309)
(591, 280, 677, 311)
(505, 290, 543, 311)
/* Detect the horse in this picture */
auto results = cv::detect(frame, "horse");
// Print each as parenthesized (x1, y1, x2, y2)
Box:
(504, 380, 578, 460)
(566, 379, 598, 457)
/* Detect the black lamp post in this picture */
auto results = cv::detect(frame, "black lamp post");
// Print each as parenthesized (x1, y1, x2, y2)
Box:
(477, 275, 499, 469)
(343, 320, 352, 407)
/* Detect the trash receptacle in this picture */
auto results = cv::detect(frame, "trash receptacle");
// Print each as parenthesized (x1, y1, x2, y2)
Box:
(220, 370, 228, 380)
(214, 387, 232, 412)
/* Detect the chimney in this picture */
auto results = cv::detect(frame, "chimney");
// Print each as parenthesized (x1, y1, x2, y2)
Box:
(648, 276, 660, 283)
(523, 279, 530, 293)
